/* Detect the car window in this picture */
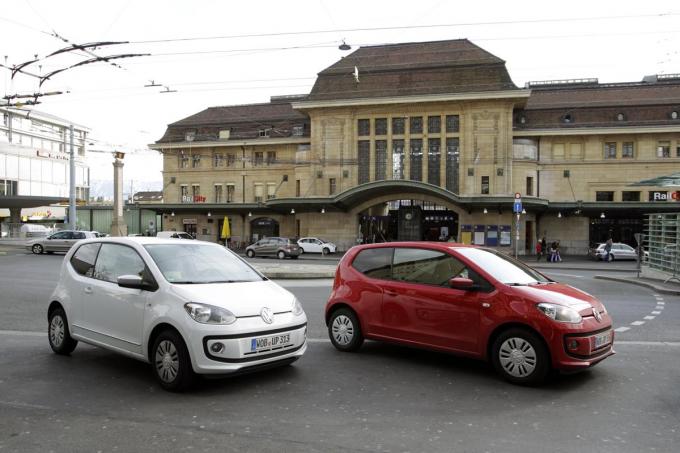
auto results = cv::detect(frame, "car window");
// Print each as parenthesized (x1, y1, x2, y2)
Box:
(455, 247, 551, 285)
(93, 244, 147, 284)
(352, 248, 393, 279)
(392, 248, 466, 286)
(50, 232, 69, 239)
(70, 243, 101, 277)
(145, 243, 265, 284)
(73, 232, 86, 240)
(621, 244, 634, 251)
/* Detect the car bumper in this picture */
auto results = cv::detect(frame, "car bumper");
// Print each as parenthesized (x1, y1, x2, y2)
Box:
(545, 318, 615, 371)
(184, 313, 308, 375)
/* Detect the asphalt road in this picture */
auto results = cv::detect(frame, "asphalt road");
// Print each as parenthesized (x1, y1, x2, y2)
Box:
(1, 251, 679, 452)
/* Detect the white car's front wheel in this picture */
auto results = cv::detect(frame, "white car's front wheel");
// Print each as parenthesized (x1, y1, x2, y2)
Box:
(32, 244, 44, 254)
(152, 330, 195, 392)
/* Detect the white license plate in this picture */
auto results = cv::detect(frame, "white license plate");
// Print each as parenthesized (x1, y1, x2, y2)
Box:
(594, 331, 612, 348)
(250, 333, 291, 352)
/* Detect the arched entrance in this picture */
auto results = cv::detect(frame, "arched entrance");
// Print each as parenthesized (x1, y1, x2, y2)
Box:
(250, 217, 279, 241)
(357, 199, 459, 243)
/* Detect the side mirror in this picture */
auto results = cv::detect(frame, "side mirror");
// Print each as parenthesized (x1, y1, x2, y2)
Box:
(117, 275, 145, 290)
(449, 277, 474, 290)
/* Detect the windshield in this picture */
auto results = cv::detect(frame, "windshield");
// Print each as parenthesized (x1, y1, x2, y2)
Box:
(145, 244, 265, 284)
(455, 247, 551, 285)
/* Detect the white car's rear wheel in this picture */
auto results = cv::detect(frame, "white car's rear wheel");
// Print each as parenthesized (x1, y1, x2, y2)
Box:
(48, 307, 77, 355)
(32, 244, 44, 254)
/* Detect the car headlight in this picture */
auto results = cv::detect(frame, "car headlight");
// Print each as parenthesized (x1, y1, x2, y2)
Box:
(292, 298, 305, 316)
(536, 303, 582, 323)
(184, 302, 236, 325)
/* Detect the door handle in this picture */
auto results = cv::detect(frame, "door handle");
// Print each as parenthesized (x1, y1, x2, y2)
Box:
(84, 287, 93, 294)
(384, 290, 398, 296)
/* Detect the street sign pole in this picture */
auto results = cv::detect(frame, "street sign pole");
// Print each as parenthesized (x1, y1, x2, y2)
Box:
(513, 193, 522, 259)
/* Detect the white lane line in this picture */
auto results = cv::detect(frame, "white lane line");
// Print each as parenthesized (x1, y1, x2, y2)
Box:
(631, 320, 646, 326)
(658, 302, 666, 305)
(614, 326, 630, 333)
(652, 311, 662, 315)
(656, 306, 665, 310)
(0, 330, 44, 337)
(616, 340, 680, 347)
(653, 294, 661, 297)
(644, 316, 656, 320)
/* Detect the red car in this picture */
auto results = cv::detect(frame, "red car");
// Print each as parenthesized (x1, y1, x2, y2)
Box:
(325, 242, 614, 385)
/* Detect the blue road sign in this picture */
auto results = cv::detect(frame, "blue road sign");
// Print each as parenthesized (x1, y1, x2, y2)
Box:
(513, 201, 522, 213)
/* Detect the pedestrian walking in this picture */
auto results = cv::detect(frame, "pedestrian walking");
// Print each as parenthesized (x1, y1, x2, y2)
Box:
(536, 240, 542, 261)
(554, 241, 562, 262)
(549, 242, 557, 262)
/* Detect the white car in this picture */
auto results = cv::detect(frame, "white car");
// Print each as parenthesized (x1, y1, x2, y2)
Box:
(47, 237, 307, 391)
(156, 231, 194, 239)
(298, 237, 337, 255)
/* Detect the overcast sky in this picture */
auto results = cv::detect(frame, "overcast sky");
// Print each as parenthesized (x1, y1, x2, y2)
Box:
(2, 0, 680, 192)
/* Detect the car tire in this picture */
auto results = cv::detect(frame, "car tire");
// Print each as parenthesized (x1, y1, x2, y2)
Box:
(246, 249, 255, 258)
(277, 251, 286, 260)
(491, 328, 550, 386)
(299, 247, 305, 254)
(152, 330, 195, 392)
(32, 244, 44, 254)
(322, 247, 330, 255)
(48, 307, 78, 355)
(328, 308, 364, 352)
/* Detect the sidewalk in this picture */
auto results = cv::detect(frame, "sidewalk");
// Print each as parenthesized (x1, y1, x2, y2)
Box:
(519, 255, 638, 273)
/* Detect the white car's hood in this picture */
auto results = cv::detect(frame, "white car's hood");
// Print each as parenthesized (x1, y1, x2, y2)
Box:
(169, 280, 295, 317)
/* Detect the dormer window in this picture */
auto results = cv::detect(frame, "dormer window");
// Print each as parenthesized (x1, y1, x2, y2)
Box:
(562, 114, 573, 124)
(185, 131, 196, 142)
(616, 113, 625, 121)
(259, 128, 271, 137)
(292, 126, 304, 136)
(671, 111, 679, 120)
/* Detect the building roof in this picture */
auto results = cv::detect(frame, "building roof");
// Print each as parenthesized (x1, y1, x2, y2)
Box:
(307, 39, 520, 101)
(516, 77, 680, 130)
(156, 99, 309, 144)
(132, 191, 163, 202)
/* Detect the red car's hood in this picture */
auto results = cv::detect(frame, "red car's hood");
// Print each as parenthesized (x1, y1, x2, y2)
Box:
(511, 283, 605, 314)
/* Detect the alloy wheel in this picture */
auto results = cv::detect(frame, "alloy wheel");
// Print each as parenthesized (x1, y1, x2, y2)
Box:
(49, 315, 65, 348)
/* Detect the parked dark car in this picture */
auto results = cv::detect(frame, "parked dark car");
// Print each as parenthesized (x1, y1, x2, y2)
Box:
(245, 237, 301, 259)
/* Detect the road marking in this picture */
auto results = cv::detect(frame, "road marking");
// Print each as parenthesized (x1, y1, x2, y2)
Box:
(644, 316, 656, 320)
(0, 330, 44, 337)
(657, 301, 665, 305)
(614, 326, 630, 333)
(656, 306, 665, 310)
(630, 320, 645, 326)
(652, 311, 662, 315)
(616, 340, 680, 347)
(306, 338, 331, 343)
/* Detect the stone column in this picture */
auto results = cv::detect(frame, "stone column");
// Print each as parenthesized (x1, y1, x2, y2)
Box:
(110, 153, 128, 236)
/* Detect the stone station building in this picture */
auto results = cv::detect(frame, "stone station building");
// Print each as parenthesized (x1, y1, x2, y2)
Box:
(149, 39, 680, 254)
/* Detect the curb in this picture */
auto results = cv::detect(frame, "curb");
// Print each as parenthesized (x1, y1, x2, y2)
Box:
(260, 272, 335, 279)
(531, 265, 637, 273)
(594, 275, 680, 296)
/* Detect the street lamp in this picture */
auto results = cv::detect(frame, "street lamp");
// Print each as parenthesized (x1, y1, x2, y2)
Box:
(207, 211, 211, 217)
(170, 211, 175, 217)
(321, 208, 325, 214)
(483, 208, 488, 214)
(290, 208, 295, 214)
(600, 212, 606, 219)
(557, 212, 562, 218)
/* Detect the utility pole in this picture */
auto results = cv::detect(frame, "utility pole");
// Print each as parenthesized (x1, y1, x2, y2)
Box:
(111, 151, 128, 236)
(69, 125, 76, 230)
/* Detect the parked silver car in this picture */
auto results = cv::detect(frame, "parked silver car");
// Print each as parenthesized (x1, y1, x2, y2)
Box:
(589, 242, 641, 261)
(27, 230, 97, 254)
(245, 237, 301, 259)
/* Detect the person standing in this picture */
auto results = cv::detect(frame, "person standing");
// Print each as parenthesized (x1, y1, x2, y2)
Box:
(541, 237, 548, 261)
(604, 238, 613, 262)
(536, 240, 543, 261)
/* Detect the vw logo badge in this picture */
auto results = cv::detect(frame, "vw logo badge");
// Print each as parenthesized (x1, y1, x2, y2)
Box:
(260, 307, 274, 324)
(593, 307, 602, 322)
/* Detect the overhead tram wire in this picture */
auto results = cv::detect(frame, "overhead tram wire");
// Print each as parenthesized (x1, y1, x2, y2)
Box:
(129, 12, 680, 44)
